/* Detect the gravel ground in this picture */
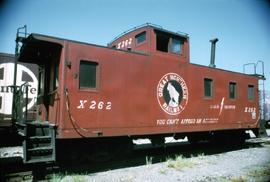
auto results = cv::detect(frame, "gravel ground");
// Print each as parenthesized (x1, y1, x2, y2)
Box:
(61, 137, 270, 182)
(1, 131, 269, 181)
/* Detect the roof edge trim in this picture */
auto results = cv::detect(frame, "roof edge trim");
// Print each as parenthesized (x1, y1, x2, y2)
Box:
(108, 23, 189, 45)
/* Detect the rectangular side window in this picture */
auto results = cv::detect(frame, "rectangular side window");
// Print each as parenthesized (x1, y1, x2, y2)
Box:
(204, 78, 213, 97)
(248, 85, 254, 101)
(79, 61, 98, 89)
(0, 96, 2, 109)
(229, 82, 237, 99)
(135, 31, 146, 44)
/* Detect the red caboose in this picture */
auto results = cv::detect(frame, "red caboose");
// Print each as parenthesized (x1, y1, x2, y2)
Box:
(13, 24, 263, 163)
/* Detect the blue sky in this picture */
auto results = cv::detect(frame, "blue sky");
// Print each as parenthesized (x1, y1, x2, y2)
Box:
(0, 0, 269, 89)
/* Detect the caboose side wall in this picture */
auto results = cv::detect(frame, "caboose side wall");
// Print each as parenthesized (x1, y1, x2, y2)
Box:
(185, 64, 259, 129)
(58, 39, 259, 139)
(21, 33, 260, 139)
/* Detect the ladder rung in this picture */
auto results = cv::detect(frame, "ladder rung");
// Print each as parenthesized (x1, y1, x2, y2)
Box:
(27, 122, 51, 127)
(28, 147, 53, 152)
(30, 136, 51, 140)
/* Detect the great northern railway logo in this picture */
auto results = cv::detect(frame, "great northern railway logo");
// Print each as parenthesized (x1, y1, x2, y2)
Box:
(157, 73, 188, 115)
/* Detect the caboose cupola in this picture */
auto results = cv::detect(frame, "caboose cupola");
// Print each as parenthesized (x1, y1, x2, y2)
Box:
(108, 23, 190, 62)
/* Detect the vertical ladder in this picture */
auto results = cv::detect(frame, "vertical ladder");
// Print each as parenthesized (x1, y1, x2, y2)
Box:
(243, 61, 267, 136)
(23, 121, 56, 163)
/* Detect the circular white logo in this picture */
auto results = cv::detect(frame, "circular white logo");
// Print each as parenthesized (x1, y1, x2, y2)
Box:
(0, 63, 38, 115)
(157, 73, 188, 115)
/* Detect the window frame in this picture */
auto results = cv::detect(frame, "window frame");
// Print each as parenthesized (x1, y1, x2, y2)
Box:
(204, 78, 213, 98)
(229, 82, 237, 100)
(155, 30, 184, 55)
(248, 85, 255, 101)
(135, 31, 146, 45)
(169, 37, 183, 55)
(79, 60, 99, 90)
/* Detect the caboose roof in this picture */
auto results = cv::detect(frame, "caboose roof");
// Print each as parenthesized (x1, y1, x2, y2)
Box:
(108, 23, 189, 45)
(18, 30, 149, 63)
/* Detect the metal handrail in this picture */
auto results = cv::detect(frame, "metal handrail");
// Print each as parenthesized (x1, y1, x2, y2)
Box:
(11, 82, 29, 123)
(243, 61, 265, 78)
(12, 25, 29, 124)
(256, 61, 264, 77)
(15, 25, 28, 56)
(243, 61, 266, 120)
(107, 23, 162, 45)
(21, 82, 29, 121)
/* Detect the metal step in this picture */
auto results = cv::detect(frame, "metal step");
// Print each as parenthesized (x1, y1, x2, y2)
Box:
(28, 146, 53, 153)
(21, 121, 56, 164)
(26, 121, 52, 127)
(30, 136, 52, 141)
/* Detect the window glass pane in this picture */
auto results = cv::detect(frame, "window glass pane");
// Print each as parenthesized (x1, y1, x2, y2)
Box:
(0, 67, 4, 80)
(171, 38, 182, 54)
(229, 82, 237, 99)
(79, 61, 98, 89)
(135, 31, 146, 44)
(204, 78, 213, 97)
(248, 85, 254, 101)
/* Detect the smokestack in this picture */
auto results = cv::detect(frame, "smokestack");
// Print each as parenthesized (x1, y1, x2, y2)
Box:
(209, 38, 218, 68)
